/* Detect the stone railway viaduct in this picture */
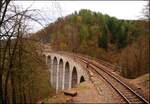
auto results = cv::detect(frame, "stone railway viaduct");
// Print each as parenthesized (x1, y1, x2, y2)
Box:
(42, 52, 89, 92)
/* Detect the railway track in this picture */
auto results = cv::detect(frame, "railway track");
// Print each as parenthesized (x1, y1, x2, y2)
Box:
(75, 55, 149, 104)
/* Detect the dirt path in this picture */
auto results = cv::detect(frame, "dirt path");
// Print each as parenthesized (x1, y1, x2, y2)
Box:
(71, 81, 102, 103)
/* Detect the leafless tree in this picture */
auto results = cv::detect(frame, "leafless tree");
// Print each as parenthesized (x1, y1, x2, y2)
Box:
(0, 1, 49, 103)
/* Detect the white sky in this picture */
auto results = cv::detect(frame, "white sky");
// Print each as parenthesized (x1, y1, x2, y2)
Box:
(13, 1, 148, 32)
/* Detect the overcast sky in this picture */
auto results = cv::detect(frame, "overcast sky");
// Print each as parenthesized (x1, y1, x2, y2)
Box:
(14, 1, 148, 32)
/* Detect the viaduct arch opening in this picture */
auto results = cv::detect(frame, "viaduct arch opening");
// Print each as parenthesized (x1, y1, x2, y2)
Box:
(47, 55, 51, 67)
(64, 62, 70, 89)
(53, 57, 57, 89)
(43, 54, 46, 62)
(80, 76, 85, 83)
(58, 59, 63, 90)
(71, 67, 77, 88)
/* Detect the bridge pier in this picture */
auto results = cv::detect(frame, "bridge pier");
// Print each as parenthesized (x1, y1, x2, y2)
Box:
(56, 63, 59, 93)
(51, 60, 53, 87)
(62, 63, 65, 90)
(69, 67, 72, 89)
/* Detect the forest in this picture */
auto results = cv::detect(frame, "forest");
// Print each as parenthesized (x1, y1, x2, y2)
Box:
(35, 9, 149, 79)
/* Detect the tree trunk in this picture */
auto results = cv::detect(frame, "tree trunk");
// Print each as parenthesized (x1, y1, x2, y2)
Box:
(23, 87, 26, 104)
(10, 72, 16, 104)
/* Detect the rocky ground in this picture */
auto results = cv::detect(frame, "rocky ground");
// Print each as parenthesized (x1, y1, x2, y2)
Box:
(40, 80, 125, 103)
(39, 81, 101, 103)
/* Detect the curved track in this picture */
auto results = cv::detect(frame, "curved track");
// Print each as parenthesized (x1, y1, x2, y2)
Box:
(75, 55, 149, 104)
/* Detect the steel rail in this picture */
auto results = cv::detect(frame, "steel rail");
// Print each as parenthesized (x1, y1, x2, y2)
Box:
(82, 59, 130, 103)
(76, 55, 149, 104)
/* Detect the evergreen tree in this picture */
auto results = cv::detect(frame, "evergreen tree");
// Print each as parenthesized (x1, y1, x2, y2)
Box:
(98, 27, 108, 50)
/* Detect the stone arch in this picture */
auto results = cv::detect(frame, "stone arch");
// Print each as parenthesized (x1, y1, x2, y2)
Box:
(71, 67, 78, 88)
(53, 57, 57, 89)
(58, 59, 63, 90)
(43, 54, 46, 62)
(80, 76, 85, 83)
(64, 62, 70, 89)
(47, 55, 51, 67)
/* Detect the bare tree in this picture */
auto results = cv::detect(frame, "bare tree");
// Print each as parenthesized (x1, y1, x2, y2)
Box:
(0, 1, 50, 103)
(0, 0, 11, 103)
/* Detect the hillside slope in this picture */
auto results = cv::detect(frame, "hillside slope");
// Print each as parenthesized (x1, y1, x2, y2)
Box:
(33, 9, 149, 78)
